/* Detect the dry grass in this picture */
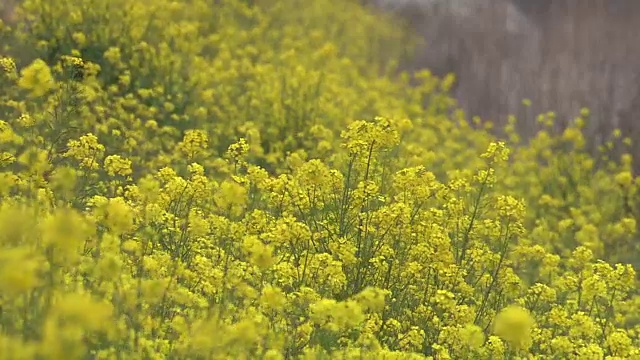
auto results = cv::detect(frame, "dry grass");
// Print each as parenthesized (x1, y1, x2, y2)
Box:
(0, 0, 17, 23)
(373, 0, 640, 171)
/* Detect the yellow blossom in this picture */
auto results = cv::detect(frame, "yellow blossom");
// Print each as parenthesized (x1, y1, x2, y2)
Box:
(18, 59, 55, 97)
(493, 305, 535, 351)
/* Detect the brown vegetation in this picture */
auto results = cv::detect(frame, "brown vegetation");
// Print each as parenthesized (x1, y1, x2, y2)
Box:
(0, 0, 17, 24)
(371, 0, 640, 171)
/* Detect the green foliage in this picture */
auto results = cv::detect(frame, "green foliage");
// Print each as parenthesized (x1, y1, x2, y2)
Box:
(0, 0, 639, 359)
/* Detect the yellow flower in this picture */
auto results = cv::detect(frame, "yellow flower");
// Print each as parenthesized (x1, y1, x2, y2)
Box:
(71, 32, 87, 46)
(550, 336, 574, 355)
(575, 344, 604, 360)
(615, 171, 633, 188)
(242, 235, 275, 270)
(0, 247, 44, 296)
(0, 56, 17, 79)
(40, 208, 93, 261)
(50, 292, 114, 332)
(103, 197, 135, 235)
(187, 209, 210, 238)
(607, 330, 632, 357)
(103, 47, 123, 65)
(484, 336, 505, 357)
(459, 324, 485, 350)
(496, 195, 526, 221)
(214, 180, 247, 217)
(493, 305, 535, 351)
(178, 129, 209, 158)
(353, 287, 388, 313)
(399, 326, 425, 352)
(0, 121, 23, 145)
(17, 59, 55, 97)
(16, 113, 36, 127)
(64, 133, 105, 170)
(104, 155, 133, 176)
(259, 285, 287, 312)
(309, 298, 366, 332)
(480, 141, 510, 163)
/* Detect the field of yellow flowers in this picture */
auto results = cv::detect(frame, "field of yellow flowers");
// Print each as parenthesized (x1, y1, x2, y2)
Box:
(0, 0, 639, 359)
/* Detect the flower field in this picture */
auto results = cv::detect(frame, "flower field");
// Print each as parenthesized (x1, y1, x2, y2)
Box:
(0, 0, 639, 359)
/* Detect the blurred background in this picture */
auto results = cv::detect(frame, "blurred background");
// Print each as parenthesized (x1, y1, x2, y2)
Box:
(0, 0, 17, 23)
(367, 0, 640, 171)
(4, 0, 640, 170)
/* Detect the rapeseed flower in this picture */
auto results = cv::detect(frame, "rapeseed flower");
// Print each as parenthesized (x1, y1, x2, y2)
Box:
(493, 305, 535, 351)
(103, 154, 133, 177)
(0, 0, 637, 358)
(17, 59, 55, 97)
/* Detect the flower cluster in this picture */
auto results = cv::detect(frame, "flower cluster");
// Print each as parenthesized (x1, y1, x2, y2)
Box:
(0, 0, 638, 359)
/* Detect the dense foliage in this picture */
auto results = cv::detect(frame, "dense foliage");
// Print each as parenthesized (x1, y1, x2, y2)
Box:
(1, 0, 639, 359)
